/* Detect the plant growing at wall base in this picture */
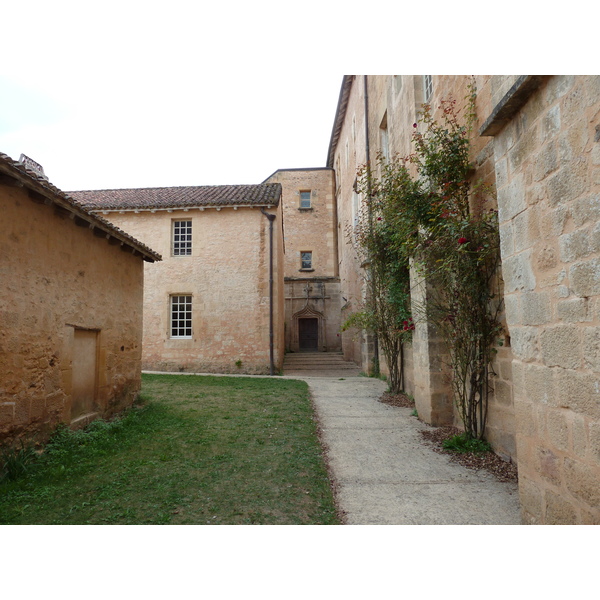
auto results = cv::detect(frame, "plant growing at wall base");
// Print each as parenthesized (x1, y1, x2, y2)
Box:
(0, 440, 38, 483)
(409, 90, 502, 441)
(342, 177, 414, 394)
(352, 82, 503, 440)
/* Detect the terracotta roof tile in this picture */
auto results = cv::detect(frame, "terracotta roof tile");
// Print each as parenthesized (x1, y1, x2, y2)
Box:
(70, 183, 282, 211)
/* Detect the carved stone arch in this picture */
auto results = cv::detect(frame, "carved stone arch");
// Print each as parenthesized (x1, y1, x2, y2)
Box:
(291, 304, 326, 352)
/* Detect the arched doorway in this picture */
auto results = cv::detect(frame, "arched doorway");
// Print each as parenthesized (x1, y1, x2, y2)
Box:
(291, 304, 326, 352)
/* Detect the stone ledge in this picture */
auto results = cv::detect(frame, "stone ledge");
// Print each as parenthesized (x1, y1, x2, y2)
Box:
(480, 75, 547, 136)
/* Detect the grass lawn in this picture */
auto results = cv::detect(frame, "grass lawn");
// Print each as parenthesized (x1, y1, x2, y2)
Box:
(0, 374, 340, 525)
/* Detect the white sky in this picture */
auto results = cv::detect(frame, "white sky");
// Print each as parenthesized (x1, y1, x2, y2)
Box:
(0, 2, 589, 194)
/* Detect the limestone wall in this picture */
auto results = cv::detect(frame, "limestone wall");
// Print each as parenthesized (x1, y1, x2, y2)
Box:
(0, 184, 145, 443)
(265, 169, 341, 353)
(100, 206, 284, 374)
(487, 75, 600, 523)
(331, 75, 517, 459)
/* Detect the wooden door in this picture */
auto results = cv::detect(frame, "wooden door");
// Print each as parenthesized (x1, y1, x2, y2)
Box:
(298, 318, 319, 351)
(71, 329, 98, 420)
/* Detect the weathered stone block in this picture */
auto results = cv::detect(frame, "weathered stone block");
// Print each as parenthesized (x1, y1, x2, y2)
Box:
(544, 489, 578, 524)
(499, 221, 514, 258)
(518, 475, 543, 524)
(570, 257, 600, 297)
(541, 104, 561, 143)
(583, 326, 600, 372)
(547, 166, 587, 207)
(540, 325, 582, 369)
(521, 292, 551, 326)
(540, 205, 567, 237)
(535, 245, 558, 271)
(522, 362, 555, 406)
(545, 409, 569, 452)
(555, 368, 600, 417)
(557, 297, 590, 323)
(564, 457, 600, 509)
(502, 250, 536, 293)
(495, 156, 508, 189)
(533, 140, 558, 181)
(492, 379, 513, 406)
(503, 293, 521, 326)
(538, 447, 562, 485)
(510, 326, 539, 362)
(498, 174, 526, 222)
(570, 194, 600, 228)
(559, 229, 592, 263)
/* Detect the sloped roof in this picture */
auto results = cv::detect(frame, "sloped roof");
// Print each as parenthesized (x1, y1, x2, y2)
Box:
(70, 183, 282, 211)
(0, 152, 161, 262)
(326, 75, 355, 168)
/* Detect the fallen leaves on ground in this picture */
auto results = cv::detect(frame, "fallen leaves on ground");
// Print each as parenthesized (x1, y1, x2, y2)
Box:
(379, 392, 517, 483)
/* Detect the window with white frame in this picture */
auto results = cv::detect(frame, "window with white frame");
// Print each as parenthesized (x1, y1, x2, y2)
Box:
(423, 75, 433, 103)
(172, 220, 192, 256)
(300, 251, 313, 270)
(299, 190, 311, 209)
(170, 295, 192, 338)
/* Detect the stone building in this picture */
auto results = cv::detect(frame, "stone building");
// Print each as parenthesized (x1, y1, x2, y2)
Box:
(328, 75, 600, 524)
(0, 153, 160, 444)
(263, 168, 342, 353)
(72, 184, 285, 375)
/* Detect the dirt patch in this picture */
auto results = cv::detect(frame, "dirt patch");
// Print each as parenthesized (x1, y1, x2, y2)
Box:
(379, 392, 517, 484)
(379, 391, 415, 408)
(420, 425, 518, 483)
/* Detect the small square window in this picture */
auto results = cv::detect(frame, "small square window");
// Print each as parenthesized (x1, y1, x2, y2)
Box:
(300, 191, 311, 209)
(172, 220, 192, 256)
(170, 295, 192, 338)
(301, 251, 312, 270)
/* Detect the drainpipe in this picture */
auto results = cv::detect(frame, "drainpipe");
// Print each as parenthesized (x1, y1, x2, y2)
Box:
(261, 207, 276, 375)
(363, 75, 380, 373)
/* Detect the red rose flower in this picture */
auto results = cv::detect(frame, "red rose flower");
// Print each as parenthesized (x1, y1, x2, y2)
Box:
(458, 237, 468, 245)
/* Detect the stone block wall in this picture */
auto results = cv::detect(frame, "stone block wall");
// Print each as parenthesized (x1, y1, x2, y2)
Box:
(100, 206, 284, 374)
(0, 184, 145, 443)
(265, 169, 342, 353)
(487, 75, 600, 523)
(331, 75, 517, 457)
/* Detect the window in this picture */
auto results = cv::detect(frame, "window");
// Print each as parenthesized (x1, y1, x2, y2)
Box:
(352, 188, 360, 229)
(300, 251, 312, 270)
(170, 295, 192, 338)
(380, 112, 389, 163)
(299, 190, 311, 209)
(394, 75, 403, 96)
(423, 75, 433, 103)
(172, 220, 192, 256)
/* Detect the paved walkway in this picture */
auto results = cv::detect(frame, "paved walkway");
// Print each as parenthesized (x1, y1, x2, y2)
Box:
(288, 375, 522, 525)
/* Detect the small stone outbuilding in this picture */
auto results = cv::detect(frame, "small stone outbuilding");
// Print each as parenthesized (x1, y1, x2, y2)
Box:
(0, 153, 160, 444)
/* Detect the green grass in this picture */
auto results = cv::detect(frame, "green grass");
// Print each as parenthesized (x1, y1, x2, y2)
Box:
(0, 374, 340, 525)
(442, 433, 492, 454)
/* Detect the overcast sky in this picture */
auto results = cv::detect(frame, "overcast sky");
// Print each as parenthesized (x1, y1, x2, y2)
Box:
(0, 2, 350, 192)
(0, 2, 588, 194)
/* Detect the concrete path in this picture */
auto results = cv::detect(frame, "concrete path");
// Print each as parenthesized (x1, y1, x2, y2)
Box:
(292, 375, 522, 525)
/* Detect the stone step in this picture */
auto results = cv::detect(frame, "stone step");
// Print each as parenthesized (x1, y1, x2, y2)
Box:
(283, 352, 361, 375)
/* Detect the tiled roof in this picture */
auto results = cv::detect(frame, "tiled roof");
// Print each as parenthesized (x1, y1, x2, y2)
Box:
(70, 183, 282, 211)
(0, 152, 161, 262)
